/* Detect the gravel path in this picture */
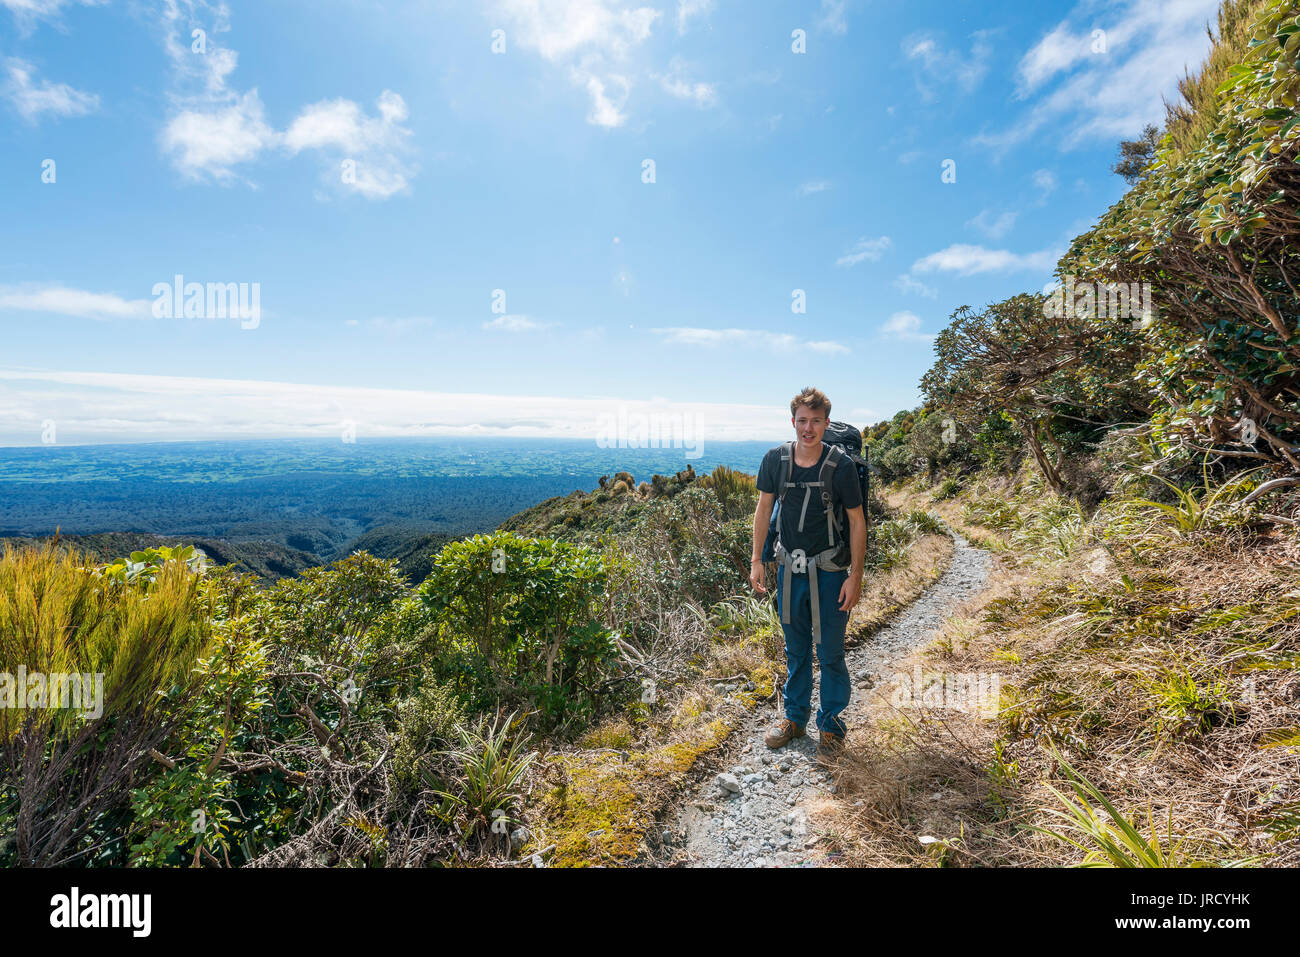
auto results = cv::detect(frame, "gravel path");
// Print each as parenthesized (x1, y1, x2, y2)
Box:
(659, 532, 992, 867)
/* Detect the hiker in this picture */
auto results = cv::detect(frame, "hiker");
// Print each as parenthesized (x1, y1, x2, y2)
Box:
(749, 387, 867, 763)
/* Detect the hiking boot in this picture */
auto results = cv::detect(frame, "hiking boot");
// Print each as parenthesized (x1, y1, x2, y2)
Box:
(816, 730, 845, 764)
(764, 718, 805, 749)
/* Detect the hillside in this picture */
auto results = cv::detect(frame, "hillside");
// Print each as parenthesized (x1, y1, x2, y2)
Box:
(497, 467, 694, 541)
(340, 525, 459, 586)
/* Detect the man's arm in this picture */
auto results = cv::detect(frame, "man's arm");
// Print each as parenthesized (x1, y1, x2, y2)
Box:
(750, 490, 775, 594)
(837, 504, 866, 611)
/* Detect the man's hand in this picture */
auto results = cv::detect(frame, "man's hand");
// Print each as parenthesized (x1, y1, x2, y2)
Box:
(838, 574, 862, 612)
(750, 559, 767, 595)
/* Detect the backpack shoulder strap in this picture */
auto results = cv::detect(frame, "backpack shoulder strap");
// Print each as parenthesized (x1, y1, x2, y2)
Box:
(819, 444, 847, 545)
(818, 443, 843, 482)
(780, 441, 796, 492)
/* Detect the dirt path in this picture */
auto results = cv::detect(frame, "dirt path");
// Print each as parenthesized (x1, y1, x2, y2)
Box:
(659, 531, 992, 867)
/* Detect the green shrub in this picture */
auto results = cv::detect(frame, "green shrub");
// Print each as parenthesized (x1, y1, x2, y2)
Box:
(425, 712, 536, 847)
(417, 532, 622, 727)
(128, 553, 421, 867)
(933, 477, 962, 500)
(1061, 0, 1300, 476)
(392, 675, 469, 792)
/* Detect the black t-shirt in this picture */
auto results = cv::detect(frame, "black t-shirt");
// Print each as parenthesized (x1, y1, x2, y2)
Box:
(756, 442, 862, 557)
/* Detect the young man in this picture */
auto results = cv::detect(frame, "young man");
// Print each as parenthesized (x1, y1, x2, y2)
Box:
(750, 387, 866, 762)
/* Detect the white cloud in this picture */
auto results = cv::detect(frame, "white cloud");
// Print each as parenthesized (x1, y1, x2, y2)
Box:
(817, 0, 849, 35)
(653, 57, 717, 107)
(903, 30, 993, 100)
(966, 209, 1018, 240)
(675, 0, 712, 34)
(976, 0, 1222, 153)
(156, 0, 276, 181)
(483, 314, 552, 332)
(0, 284, 151, 320)
(797, 180, 832, 197)
(912, 243, 1061, 276)
(1016, 22, 1096, 93)
(906, 36, 937, 60)
(574, 70, 629, 127)
(1, 0, 102, 30)
(0, 368, 792, 443)
(651, 327, 849, 355)
(157, 1, 414, 197)
(162, 90, 277, 182)
(491, 0, 660, 127)
(1, 58, 98, 120)
(1032, 168, 1058, 201)
(894, 274, 938, 299)
(284, 91, 415, 198)
(836, 236, 892, 268)
(494, 0, 659, 61)
(881, 311, 935, 343)
(286, 93, 397, 153)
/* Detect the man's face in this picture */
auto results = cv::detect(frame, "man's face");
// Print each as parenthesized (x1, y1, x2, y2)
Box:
(792, 407, 828, 447)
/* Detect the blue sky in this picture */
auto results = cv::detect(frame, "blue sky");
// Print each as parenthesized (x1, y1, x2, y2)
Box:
(0, 0, 1223, 446)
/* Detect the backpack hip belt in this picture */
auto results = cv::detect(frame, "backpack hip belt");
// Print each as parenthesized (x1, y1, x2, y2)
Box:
(773, 541, 848, 643)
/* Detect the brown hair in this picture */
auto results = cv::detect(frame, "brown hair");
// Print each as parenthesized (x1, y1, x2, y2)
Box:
(790, 387, 831, 419)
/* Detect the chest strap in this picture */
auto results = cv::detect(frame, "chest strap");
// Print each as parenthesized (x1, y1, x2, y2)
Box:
(778, 442, 843, 548)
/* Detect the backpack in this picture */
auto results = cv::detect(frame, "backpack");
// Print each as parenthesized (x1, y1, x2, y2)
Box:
(760, 421, 870, 566)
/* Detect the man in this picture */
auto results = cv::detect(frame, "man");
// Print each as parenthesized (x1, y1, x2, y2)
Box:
(749, 387, 866, 762)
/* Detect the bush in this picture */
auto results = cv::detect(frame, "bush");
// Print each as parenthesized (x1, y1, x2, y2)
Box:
(933, 477, 962, 500)
(128, 553, 426, 867)
(624, 486, 750, 609)
(698, 465, 759, 521)
(417, 532, 623, 728)
(425, 712, 536, 848)
(0, 543, 211, 866)
(392, 675, 469, 792)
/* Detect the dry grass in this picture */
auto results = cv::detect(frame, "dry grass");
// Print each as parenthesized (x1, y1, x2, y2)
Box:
(813, 479, 1300, 868)
(890, 475, 1017, 556)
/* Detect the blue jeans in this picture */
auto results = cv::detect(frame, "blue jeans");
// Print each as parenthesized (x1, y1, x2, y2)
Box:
(778, 565, 851, 737)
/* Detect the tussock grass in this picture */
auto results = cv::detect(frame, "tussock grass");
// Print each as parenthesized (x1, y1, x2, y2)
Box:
(0, 542, 212, 866)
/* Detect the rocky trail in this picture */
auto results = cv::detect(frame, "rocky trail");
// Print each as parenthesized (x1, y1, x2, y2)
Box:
(658, 532, 992, 867)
